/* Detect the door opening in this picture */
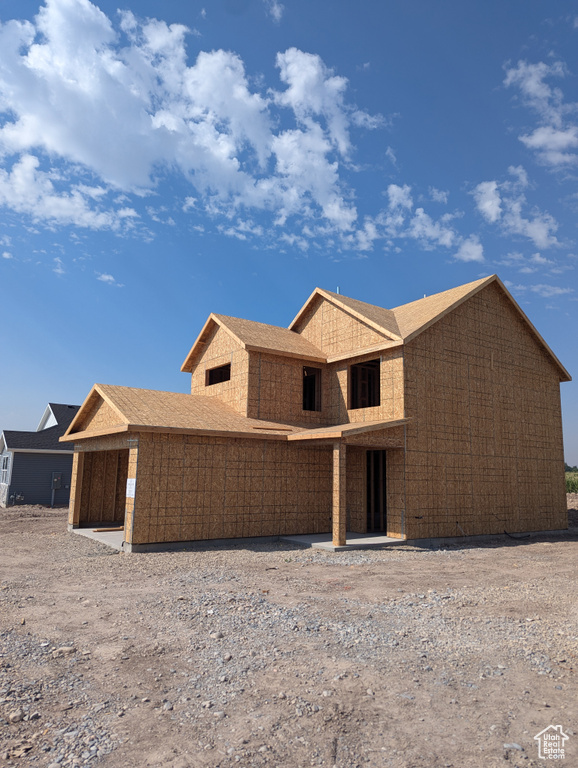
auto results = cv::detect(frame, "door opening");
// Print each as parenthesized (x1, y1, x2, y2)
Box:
(366, 450, 386, 533)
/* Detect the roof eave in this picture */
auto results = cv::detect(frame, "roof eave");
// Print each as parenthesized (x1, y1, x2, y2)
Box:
(60, 424, 130, 442)
(244, 344, 326, 364)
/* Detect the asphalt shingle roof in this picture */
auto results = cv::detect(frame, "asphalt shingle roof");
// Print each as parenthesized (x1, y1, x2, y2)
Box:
(2, 404, 80, 452)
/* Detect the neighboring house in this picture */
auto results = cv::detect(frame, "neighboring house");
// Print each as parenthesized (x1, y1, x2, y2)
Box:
(61, 275, 570, 551)
(1, 403, 80, 507)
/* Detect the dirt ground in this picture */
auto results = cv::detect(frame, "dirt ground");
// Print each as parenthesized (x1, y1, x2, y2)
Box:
(1, 500, 577, 768)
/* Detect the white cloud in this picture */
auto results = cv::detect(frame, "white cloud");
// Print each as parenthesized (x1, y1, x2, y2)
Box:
(387, 184, 413, 210)
(0, 154, 125, 229)
(0, 1, 387, 242)
(473, 181, 502, 223)
(406, 208, 456, 249)
(529, 283, 573, 298)
(455, 235, 484, 263)
(507, 165, 529, 189)
(501, 197, 558, 249)
(519, 125, 578, 166)
(96, 272, 123, 286)
(0, 0, 484, 259)
(429, 187, 449, 204)
(263, 0, 284, 23)
(472, 174, 558, 249)
(365, 182, 474, 255)
(274, 48, 352, 157)
(385, 146, 397, 167)
(503, 280, 573, 299)
(530, 252, 554, 265)
(53, 256, 65, 275)
(504, 59, 578, 169)
(2, 251, 13, 259)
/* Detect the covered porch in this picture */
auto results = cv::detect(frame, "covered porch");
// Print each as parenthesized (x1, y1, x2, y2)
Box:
(287, 418, 407, 547)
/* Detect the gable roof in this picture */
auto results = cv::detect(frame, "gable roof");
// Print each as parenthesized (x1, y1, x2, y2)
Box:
(62, 384, 406, 444)
(181, 313, 326, 372)
(37, 403, 81, 432)
(290, 288, 402, 341)
(62, 384, 308, 441)
(2, 403, 80, 453)
(390, 275, 493, 339)
(3, 424, 75, 452)
(290, 276, 571, 381)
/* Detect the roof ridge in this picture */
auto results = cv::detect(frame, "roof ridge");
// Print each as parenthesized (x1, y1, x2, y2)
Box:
(390, 275, 493, 313)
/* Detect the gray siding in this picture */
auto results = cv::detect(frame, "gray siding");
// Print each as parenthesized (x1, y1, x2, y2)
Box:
(8, 453, 74, 507)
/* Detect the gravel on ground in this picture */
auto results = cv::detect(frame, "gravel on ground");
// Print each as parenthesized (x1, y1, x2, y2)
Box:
(1, 499, 577, 767)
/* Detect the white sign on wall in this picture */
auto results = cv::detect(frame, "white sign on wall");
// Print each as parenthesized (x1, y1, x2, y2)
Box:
(126, 478, 136, 498)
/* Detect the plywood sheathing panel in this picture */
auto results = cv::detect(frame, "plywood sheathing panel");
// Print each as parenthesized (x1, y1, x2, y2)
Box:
(332, 442, 347, 547)
(71, 395, 124, 434)
(189, 324, 250, 416)
(63, 383, 307, 443)
(293, 294, 392, 358)
(68, 451, 83, 526)
(248, 352, 330, 425)
(403, 281, 567, 539)
(324, 348, 405, 425)
(182, 313, 326, 374)
(126, 432, 334, 545)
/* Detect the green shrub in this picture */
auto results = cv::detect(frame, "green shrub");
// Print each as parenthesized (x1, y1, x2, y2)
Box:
(566, 473, 578, 493)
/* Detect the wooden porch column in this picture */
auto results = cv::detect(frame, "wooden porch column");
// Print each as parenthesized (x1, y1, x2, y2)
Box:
(332, 441, 347, 547)
(124, 444, 139, 545)
(68, 451, 84, 528)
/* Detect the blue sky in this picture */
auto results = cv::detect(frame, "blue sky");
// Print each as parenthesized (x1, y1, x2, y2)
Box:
(1, 0, 577, 463)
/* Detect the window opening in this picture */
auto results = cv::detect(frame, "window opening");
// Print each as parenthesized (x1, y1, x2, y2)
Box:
(1, 455, 10, 484)
(206, 363, 231, 386)
(350, 358, 380, 409)
(303, 366, 321, 411)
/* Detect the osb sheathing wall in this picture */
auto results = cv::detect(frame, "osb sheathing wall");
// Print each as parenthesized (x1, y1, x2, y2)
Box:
(129, 433, 334, 545)
(245, 348, 404, 427)
(246, 352, 330, 425)
(294, 294, 388, 356)
(189, 325, 250, 416)
(326, 349, 405, 425)
(403, 282, 566, 539)
(75, 396, 123, 432)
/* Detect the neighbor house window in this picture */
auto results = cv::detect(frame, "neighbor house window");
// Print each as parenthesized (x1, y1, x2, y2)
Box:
(1, 455, 10, 484)
(349, 359, 380, 409)
(206, 363, 231, 386)
(303, 366, 321, 411)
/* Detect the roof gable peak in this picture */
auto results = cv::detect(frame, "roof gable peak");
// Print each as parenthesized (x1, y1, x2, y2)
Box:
(290, 287, 402, 342)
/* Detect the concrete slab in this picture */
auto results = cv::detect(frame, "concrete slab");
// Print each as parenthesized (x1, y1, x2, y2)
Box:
(70, 525, 125, 551)
(280, 532, 405, 551)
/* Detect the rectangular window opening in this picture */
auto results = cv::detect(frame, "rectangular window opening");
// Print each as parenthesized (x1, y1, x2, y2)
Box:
(206, 363, 231, 386)
(303, 366, 321, 411)
(1, 455, 10, 484)
(349, 358, 380, 409)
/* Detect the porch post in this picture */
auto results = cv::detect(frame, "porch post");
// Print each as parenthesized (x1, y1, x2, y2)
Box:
(332, 440, 347, 547)
(68, 451, 84, 529)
